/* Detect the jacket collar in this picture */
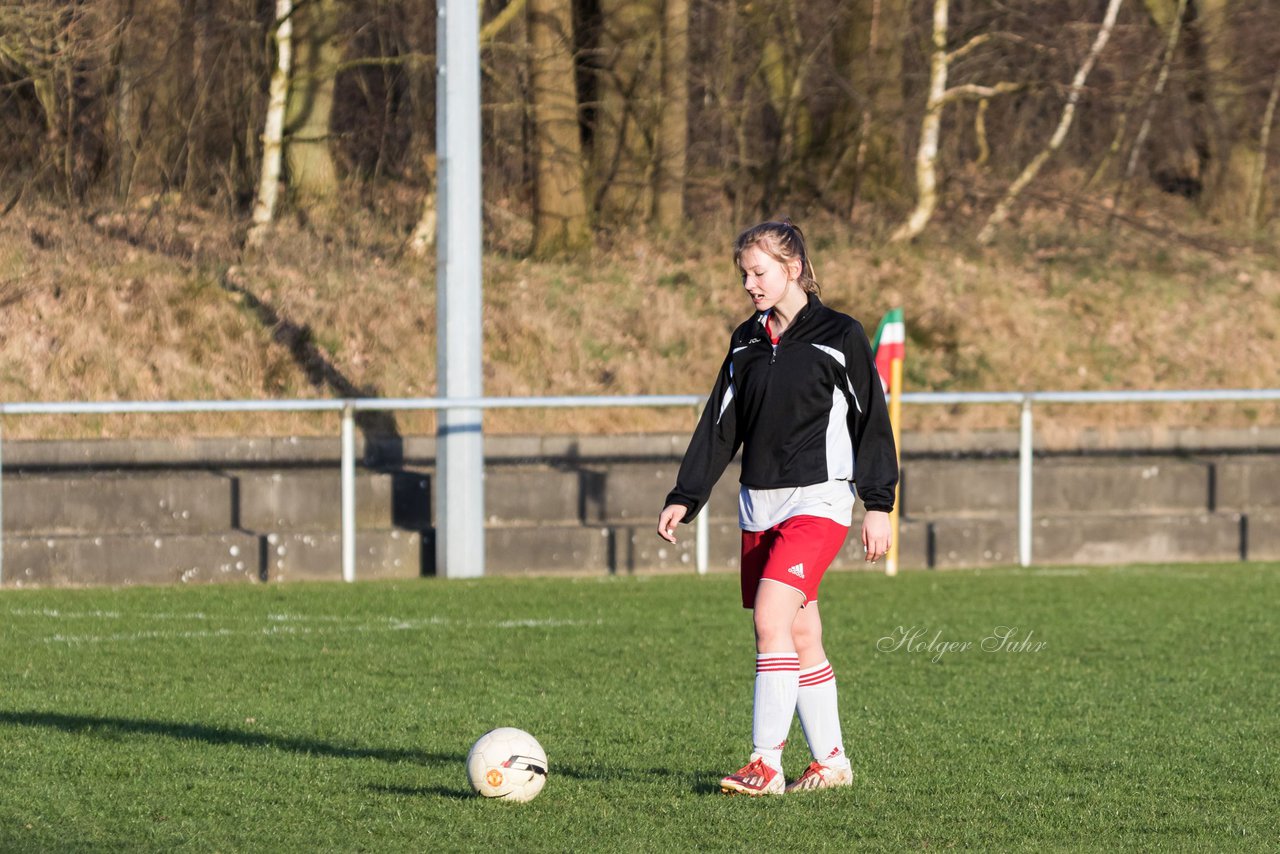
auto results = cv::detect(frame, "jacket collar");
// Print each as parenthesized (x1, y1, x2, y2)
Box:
(755, 292, 822, 330)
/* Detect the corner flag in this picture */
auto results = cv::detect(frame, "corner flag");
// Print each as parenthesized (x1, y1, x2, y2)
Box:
(871, 307, 905, 395)
(871, 308, 905, 576)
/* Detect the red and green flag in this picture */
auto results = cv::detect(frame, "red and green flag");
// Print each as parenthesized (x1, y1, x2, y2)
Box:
(871, 308, 905, 394)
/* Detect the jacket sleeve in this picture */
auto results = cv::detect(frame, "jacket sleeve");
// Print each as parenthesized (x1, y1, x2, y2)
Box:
(663, 350, 741, 522)
(844, 321, 899, 513)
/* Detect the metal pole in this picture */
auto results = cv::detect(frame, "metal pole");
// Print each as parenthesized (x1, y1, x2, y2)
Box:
(695, 510, 708, 575)
(0, 417, 5, 587)
(341, 404, 356, 583)
(1018, 397, 1034, 567)
(436, 0, 486, 578)
(885, 362, 904, 577)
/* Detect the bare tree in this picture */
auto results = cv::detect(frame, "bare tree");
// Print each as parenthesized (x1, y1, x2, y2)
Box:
(890, 0, 1020, 242)
(653, 0, 689, 230)
(1247, 65, 1280, 229)
(410, 0, 524, 257)
(528, 0, 592, 253)
(1196, 0, 1267, 223)
(109, 0, 141, 203)
(0, 2, 105, 201)
(837, 0, 909, 215)
(247, 0, 293, 248)
(591, 0, 661, 222)
(5, 0, 1279, 245)
(977, 0, 1124, 245)
(285, 0, 341, 210)
(1113, 0, 1189, 215)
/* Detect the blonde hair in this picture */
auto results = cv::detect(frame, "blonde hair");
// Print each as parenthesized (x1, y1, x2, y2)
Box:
(733, 219, 820, 295)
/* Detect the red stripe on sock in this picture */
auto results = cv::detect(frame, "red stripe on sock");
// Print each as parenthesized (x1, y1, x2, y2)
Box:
(798, 665, 834, 686)
(756, 655, 800, 673)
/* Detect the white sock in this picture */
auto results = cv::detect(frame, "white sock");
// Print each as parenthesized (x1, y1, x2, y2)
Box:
(797, 659, 849, 767)
(752, 652, 799, 770)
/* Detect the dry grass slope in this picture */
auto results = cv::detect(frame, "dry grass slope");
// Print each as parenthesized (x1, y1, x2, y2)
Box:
(2, 199, 1277, 440)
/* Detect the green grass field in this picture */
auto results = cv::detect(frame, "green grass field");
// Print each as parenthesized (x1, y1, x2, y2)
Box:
(2, 564, 1277, 852)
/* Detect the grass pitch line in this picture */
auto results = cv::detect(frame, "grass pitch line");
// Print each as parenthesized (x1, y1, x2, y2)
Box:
(32, 615, 603, 645)
(8, 608, 127, 619)
(8, 608, 365, 623)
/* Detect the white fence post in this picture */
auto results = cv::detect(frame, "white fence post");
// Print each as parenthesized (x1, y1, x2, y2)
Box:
(1019, 396, 1034, 568)
(0, 417, 5, 586)
(341, 403, 357, 583)
(695, 510, 709, 575)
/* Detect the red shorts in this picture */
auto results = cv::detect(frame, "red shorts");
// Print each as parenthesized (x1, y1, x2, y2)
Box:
(740, 515, 850, 609)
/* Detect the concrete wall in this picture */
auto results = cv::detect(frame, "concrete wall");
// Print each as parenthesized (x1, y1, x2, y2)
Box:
(3, 428, 1279, 586)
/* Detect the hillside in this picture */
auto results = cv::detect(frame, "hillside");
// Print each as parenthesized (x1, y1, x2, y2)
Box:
(2, 197, 1278, 442)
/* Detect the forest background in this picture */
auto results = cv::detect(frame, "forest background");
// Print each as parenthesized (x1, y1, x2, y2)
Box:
(1, 0, 1278, 441)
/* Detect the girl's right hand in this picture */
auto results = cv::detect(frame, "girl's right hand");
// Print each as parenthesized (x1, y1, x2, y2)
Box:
(656, 504, 687, 543)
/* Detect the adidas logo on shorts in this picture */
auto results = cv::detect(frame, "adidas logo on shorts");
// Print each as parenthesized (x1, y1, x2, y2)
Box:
(787, 563, 805, 578)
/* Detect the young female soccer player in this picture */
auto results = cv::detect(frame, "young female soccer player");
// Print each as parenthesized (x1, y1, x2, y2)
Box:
(656, 220, 898, 795)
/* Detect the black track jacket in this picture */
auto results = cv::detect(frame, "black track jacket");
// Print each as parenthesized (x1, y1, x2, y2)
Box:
(665, 293, 898, 522)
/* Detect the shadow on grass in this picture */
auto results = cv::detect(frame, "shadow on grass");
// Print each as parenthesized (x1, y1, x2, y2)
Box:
(1, 710, 719, 792)
(0, 709, 457, 767)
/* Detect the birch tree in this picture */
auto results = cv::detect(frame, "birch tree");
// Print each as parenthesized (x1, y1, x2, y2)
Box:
(1246, 66, 1280, 229)
(1114, 0, 1188, 213)
(407, 157, 437, 258)
(890, 0, 1020, 242)
(247, 0, 293, 248)
(977, 0, 1124, 245)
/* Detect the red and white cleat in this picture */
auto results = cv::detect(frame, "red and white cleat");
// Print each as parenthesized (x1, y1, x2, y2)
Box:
(783, 761, 853, 793)
(720, 757, 785, 796)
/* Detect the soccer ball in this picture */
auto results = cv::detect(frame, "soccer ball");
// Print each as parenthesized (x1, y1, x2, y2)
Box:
(465, 727, 548, 802)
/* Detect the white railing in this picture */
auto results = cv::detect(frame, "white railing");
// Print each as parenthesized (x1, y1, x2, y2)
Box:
(2, 388, 1279, 583)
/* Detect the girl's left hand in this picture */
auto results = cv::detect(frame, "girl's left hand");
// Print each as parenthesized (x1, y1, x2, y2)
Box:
(656, 504, 687, 543)
(862, 510, 892, 562)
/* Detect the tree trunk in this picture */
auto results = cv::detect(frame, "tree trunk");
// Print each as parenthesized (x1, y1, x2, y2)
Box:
(1113, 0, 1188, 214)
(285, 0, 340, 210)
(408, 157, 437, 258)
(748, 0, 811, 212)
(890, 0, 948, 242)
(404, 1, 436, 256)
(1, 4, 65, 169)
(247, 0, 293, 248)
(592, 0, 660, 223)
(842, 0, 908, 211)
(179, 0, 217, 198)
(1196, 0, 1258, 224)
(528, 0, 592, 254)
(111, 0, 139, 203)
(1246, 65, 1280, 229)
(978, 0, 1124, 245)
(652, 0, 688, 230)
